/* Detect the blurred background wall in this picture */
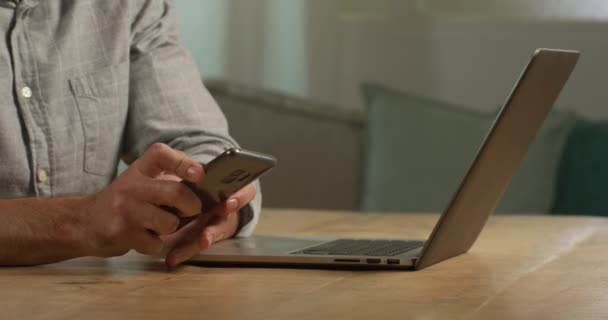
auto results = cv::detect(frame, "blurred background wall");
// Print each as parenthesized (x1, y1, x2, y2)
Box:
(175, 0, 608, 117)
(171, 0, 608, 215)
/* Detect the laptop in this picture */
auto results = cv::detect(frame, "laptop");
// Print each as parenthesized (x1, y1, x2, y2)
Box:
(189, 48, 580, 270)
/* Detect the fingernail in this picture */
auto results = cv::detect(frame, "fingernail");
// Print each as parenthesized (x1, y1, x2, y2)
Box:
(186, 166, 198, 179)
(227, 198, 239, 211)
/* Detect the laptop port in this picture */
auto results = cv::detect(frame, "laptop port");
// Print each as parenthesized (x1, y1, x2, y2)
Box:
(366, 259, 381, 264)
(334, 259, 360, 263)
(387, 259, 400, 265)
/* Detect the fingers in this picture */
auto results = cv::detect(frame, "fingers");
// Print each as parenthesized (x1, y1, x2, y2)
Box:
(103, 198, 179, 254)
(164, 215, 215, 267)
(165, 213, 238, 267)
(200, 214, 235, 247)
(104, 199, 165, 255)
(129, 202, 180, 236)
(133, 178, 202, 217)
(209, 184, 257, 217)
(134, 143, 204, 183)
(112, 143, 257, 263)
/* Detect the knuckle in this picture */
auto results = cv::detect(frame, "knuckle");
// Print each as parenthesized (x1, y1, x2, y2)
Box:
(110, 196, 129, 215)
(177, 150, 187, 161)
(169, 184, 187, 202)
(176, 184, 189, 197)
(149, 142, 168, 156)
(108, 219, 128, 240)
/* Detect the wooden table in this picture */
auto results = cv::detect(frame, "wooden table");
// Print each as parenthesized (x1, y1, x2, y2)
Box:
(1, 209, 607, 319)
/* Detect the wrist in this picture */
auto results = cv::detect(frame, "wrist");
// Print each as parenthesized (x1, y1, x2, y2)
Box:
(55, 196, 94, 258)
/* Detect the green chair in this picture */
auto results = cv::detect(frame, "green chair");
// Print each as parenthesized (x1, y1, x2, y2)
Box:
(361, 82, 577, 214)
(552, 120, 608, 217)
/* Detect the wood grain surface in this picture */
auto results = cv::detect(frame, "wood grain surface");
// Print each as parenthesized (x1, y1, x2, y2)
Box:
(1, 209, 606, 319)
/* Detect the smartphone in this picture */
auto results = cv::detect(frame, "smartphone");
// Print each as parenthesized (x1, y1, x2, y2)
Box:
(182, 148, 277, 212)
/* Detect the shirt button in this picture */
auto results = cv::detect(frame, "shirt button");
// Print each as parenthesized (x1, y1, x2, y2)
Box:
(21, 86, 33, 99)
(37, 169, 49, 183)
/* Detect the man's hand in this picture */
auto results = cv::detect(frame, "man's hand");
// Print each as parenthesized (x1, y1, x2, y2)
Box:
(0, 143, 257, 266)
(162, 183, 257, 267)
(79, 143, 205, 257)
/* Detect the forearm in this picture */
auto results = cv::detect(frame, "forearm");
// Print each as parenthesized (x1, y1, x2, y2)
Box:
(0, 197, 87, 266)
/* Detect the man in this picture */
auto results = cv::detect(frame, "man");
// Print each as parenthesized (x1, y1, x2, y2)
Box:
(0, 0, 261, 267)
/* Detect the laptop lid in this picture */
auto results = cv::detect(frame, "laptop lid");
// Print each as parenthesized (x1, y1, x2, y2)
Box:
(416, 49, 580, 270)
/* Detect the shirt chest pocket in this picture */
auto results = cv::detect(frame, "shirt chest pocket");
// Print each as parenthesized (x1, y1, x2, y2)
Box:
(68, 63, 129, 176)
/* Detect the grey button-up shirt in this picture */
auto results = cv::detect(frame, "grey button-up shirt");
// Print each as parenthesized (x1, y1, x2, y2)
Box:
(0, 0, 261, 236)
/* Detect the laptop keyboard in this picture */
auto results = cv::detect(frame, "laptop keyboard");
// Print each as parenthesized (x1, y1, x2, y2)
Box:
(291, 239, 424, 256)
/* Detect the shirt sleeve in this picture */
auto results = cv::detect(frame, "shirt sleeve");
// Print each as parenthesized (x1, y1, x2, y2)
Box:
(123, 0, 261, 237)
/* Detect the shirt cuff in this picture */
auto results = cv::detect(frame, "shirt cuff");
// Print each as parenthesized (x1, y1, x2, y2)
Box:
(235, 179, 262, 237)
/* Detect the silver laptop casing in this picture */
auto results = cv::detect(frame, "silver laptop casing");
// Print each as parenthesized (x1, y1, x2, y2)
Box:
(191, 235, 423, 269)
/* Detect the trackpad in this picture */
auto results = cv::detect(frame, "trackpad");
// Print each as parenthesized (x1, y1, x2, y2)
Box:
(197, 235, 331, 256)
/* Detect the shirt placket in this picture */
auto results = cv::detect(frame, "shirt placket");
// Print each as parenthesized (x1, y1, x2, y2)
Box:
(10, 1, 50, 196)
